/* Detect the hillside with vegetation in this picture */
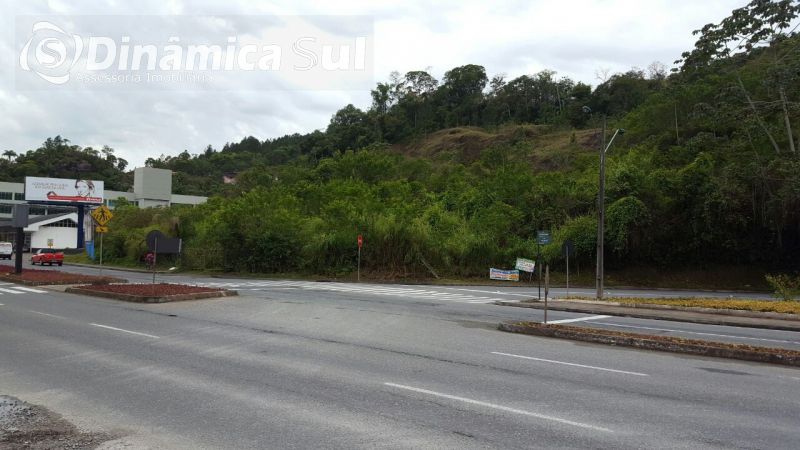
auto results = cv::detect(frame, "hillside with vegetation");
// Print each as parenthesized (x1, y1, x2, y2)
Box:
(5, 0, 799, 287)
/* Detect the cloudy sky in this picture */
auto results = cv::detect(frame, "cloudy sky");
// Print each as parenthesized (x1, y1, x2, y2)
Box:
(1, 0, 741, 168)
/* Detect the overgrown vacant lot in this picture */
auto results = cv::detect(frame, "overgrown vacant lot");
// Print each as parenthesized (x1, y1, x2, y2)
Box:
(604, 297, 800, 315)
(0, 265, 123, 285)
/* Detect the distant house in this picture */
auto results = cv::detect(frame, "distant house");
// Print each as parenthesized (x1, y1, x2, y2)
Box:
(223, 172, 238, 184)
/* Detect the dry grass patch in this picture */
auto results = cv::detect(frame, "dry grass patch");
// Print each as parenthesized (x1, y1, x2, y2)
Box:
(607, 297, 800, 315)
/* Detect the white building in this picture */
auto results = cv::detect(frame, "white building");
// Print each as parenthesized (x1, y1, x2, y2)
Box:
(0, 167, 207, 250)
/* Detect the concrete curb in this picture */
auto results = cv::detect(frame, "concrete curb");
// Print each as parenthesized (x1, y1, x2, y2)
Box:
(495, 301, 800, 332)
(498, 321, 800, 367)
(65, 286, 237, 303)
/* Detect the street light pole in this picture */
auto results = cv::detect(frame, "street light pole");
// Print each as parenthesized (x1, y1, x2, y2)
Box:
(597, 117, 606, 301)
(596, 125, 624, 301)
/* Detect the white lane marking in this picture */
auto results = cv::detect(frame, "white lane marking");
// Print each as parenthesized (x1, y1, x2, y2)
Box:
(546, 315, 611, 325)
(491, 352, 649, 377)
(0, 287, 26, 294)
(90, 323, 160, 339)
(13, 287, 48, 293)
(592, 322, 800, 345)
(384, 382, 613, 432)
(444, 287, 534, 297)
(29, 310, 67, 319)
(0, 303, 4, 306)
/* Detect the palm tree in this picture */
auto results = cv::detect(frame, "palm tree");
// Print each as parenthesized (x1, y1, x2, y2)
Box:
(2, 150, 16, 161)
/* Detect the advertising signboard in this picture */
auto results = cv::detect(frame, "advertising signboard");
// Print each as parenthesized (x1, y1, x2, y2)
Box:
(24, 177, 104, 204)
(489, 268, 520, 281)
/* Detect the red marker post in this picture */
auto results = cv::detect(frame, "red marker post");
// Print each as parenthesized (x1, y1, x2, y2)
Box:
(357, 234, 363, 282)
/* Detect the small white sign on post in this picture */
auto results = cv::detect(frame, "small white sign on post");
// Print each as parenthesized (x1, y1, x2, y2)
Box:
(515, 257, 536, 272)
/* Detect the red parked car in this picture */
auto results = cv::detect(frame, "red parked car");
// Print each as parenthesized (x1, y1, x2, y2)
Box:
(31, 248, 64, 266)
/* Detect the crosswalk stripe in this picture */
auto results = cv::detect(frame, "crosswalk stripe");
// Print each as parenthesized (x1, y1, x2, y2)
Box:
(10, 286, 48, 294)
(0, 288, 26, 294)
(194, 280, 505, 304)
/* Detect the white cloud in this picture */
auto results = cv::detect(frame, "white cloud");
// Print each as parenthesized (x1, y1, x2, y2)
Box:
(0, 0, 742, 167)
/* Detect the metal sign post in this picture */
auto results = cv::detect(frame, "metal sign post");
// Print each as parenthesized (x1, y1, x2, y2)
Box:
(537, 243, 541, 300)
(99, 231, 104, 276)
(544, 265, 550, 324)
(90, 206, 113, 277)
(536, 231, 552, 301)
(562, 239, 574, 299)
(566, 251, 569, 298)
(153, 236, 158, 285)
(357, 234, 363, 282)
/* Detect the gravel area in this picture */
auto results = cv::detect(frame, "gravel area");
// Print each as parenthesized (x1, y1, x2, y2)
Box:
(0, 395, 115, 449)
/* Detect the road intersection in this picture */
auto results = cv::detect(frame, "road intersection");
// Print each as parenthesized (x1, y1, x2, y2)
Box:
(1, 265, 798, 448)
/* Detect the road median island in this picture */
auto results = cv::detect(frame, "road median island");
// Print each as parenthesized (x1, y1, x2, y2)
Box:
(0, 264, 126, 286)
(66, 283, 237, 303)
(498, 321, 800, 367)
(496, 299, 800, 331)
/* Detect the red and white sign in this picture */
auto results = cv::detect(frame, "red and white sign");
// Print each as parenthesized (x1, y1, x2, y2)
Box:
(357, 234, 363, 248)
(25, 177, 104, 204)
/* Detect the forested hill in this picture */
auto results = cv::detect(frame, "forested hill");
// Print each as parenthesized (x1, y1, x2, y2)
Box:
(2, 0, 798, 277)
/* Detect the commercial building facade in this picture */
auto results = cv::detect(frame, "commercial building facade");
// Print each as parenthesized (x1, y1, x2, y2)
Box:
(0, 167, 207, 250)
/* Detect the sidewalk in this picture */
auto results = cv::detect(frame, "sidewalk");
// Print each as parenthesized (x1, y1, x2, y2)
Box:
(496, 300, 800, 332)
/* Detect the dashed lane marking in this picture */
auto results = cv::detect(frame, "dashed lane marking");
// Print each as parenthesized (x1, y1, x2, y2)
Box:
(90, 323, 160, 339)
(491, 352, 649, 376)
(546, 315, 611, 325)
(28, 310, 68, 320)
(384, 382, 613, 432)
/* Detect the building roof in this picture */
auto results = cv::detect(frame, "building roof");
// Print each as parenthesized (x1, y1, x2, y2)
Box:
(0, 213, 74, 230)
(25, 213, 78, 231)
(27, 213, 73, 225)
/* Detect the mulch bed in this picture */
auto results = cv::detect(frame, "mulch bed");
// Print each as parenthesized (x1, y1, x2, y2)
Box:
(499, 321, 800, 367)
(0, 265, 125, 286)
(66, 283, 237, 303)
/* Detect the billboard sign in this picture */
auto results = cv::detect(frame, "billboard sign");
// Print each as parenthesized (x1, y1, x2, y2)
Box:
(489, 268, 520, 281)
(25, 177, 104, 204)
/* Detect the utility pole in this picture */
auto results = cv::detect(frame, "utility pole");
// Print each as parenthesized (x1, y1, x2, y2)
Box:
(596, 123, 624, 301)
(596, 117, 606, 301)
(581, 107, 623, 302)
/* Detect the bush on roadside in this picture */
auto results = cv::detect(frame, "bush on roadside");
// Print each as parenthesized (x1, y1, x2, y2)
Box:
(765, 274, 800, 301)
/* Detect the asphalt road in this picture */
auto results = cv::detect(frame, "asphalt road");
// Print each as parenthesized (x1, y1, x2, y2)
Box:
(40, 262, 800, 349)
(1, 265, 798, 448)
